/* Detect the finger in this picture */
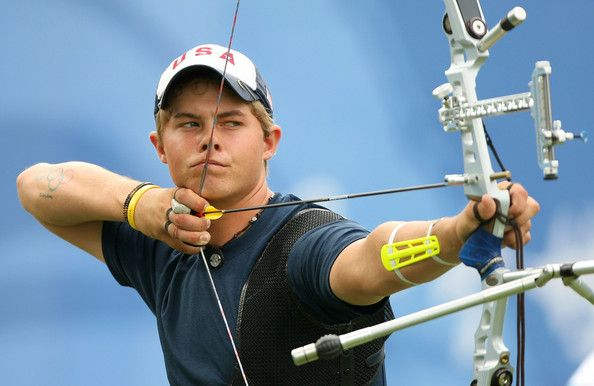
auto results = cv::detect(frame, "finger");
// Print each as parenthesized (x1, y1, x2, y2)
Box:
(164, 220, 173, 234)
(165, 222, 210, 254)
(170, 212, 211, 232)
(526, 196, 541, 217)
(503, 196, 539, 232)
(498, 180, 521, 194)
(171, 222, 179, 240)
(171, 187, 209, 213)
(164, 217, 179, 240)
(519, 220, 532, 239)
(173, 187, 183, 202)
(497, 181, 524, 219)
(505, 207, 533, 230)
(507, 185, 529, 219)
(503, 219, 532, 248)
(171, 239, 204, 255)
(523, 230, 532, 245)
(503, 229, 532, 249)
(169, 224, 211, 246)
(470, 194, 497, 226)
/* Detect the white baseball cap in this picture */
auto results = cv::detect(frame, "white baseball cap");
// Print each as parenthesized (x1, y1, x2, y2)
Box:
(154, 43, 273, 117)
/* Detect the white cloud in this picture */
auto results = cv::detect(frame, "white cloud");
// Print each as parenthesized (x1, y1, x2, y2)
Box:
(287, 174, 350, 217)
(567, 350, 594, 386)
(531, 206, 594, 362)
(426, 265, 483, 368)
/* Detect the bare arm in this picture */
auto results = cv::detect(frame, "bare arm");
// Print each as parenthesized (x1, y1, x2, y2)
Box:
(16, 162, 211, 262)
(330, 184, 540, 305)
(17, 162, 143, 261)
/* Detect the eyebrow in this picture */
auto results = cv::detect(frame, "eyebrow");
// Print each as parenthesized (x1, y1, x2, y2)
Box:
(217, 109, 246, 119)
(172, 109, 246, 120)
(173, 112, 201, 120)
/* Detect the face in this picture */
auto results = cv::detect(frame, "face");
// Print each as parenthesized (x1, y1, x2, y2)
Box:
(150, 79, 280, 206)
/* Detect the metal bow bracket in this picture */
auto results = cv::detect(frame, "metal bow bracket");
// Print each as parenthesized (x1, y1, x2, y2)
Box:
(436, 5, 586, 182)
(291, 2, 591, 386)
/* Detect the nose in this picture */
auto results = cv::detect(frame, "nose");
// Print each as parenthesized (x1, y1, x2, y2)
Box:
(199, 121, 221, 153)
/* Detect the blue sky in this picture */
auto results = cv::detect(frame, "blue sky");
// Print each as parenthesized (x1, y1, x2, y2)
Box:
(3, 1, 594, 385)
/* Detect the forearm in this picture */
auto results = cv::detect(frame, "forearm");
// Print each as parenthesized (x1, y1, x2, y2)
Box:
(366, 217, 463, 286)
(17, 161, 139, 226)
(333, 184, 537, 306)
(332, 216, 465, 305)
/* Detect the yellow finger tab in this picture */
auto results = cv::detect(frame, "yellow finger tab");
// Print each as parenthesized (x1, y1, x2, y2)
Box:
(381, 236, 440, 271)
(202, 205, 224, 220)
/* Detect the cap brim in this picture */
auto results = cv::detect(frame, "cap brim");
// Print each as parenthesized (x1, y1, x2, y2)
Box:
(157, 65, 260, 112)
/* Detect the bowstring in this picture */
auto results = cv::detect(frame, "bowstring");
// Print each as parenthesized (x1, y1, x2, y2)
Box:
(514, 223, 525, 386)
(199, 248, 249, 383)
(196, 0, 249, 384)
(198, 0, 241, 196)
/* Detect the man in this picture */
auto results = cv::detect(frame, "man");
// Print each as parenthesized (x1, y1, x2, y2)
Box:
(17, 43, 539, 385)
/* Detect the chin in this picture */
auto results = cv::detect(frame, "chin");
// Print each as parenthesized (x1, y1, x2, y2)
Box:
(196, 185, 226, 201)
(169, 175, 201, 194)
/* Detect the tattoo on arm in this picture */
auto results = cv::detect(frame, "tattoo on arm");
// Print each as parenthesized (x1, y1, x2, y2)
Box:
(36, 167, 74, 199)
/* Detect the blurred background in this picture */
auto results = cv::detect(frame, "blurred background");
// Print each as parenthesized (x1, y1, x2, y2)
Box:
(2, 1, 593, 385)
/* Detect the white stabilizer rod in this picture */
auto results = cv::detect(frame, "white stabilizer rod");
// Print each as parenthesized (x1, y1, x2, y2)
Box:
(563, 276, 594, 306)
(478, 7, 526, 52)
(292, 273, 540, 365)
(291, 259, 594, 366)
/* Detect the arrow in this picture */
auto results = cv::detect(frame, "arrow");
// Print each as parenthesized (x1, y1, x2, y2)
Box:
(199, 182, 449, 220)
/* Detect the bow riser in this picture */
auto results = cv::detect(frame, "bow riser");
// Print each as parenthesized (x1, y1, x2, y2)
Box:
(441, 0, 510, 238)
(441, 1, 513, 385)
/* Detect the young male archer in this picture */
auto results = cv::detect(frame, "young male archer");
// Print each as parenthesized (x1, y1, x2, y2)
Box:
(17, 43, 539, 385)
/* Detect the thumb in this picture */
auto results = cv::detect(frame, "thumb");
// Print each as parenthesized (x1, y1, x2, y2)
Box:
(474, 194, 498, 224)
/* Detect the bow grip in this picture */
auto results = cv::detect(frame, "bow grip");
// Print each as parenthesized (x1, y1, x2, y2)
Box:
(460, 227, 504, 280)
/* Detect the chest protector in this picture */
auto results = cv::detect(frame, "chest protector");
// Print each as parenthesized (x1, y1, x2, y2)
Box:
(235, 209, 394, 385)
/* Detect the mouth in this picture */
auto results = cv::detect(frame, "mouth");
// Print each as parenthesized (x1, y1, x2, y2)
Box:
(191, 159, 226, 168)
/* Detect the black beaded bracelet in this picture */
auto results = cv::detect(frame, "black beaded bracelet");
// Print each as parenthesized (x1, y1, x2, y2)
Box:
(122, 182, 153, 223)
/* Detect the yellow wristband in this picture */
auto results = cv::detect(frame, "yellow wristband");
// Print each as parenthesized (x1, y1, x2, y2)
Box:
(126, 184, 160, 230)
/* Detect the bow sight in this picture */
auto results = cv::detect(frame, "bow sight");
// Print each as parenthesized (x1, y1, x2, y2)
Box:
(435, 5, 585, 182)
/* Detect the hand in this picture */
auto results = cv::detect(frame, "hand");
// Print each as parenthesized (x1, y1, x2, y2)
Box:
(135, 186, 211, 254)
(456, 182, 541, 249)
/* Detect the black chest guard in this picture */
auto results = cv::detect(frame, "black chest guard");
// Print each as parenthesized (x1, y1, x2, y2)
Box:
(235, 208, 394, 385)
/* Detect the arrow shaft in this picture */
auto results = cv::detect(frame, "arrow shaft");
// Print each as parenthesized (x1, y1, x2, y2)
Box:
(207, 182, 449, 216)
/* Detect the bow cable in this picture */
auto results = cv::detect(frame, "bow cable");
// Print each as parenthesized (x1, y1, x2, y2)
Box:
(196, 0, 249, 384)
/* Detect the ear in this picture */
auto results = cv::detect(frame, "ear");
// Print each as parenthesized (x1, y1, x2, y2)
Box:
(263, 125, 282, 161)
(149, 131, 168, 164)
